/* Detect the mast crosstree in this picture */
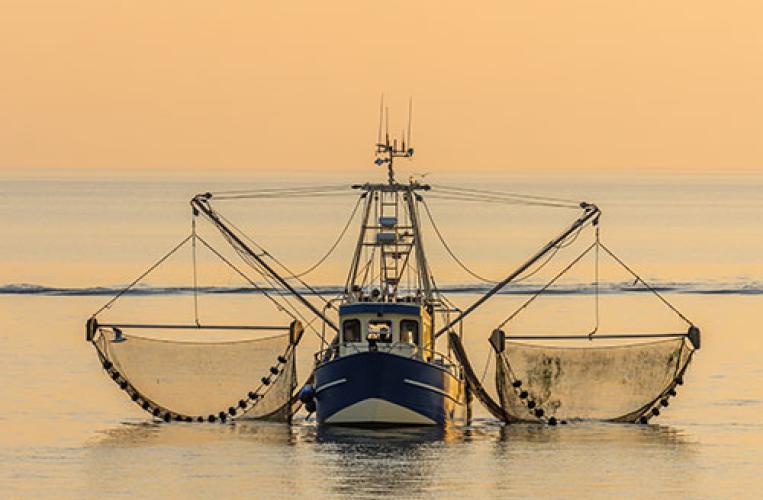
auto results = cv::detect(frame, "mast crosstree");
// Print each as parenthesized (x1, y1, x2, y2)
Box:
(345, 182, 432, 304)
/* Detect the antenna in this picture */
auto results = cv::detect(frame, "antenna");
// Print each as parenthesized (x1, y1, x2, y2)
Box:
(377, 94, 384, 144)
(385, 106, 389, 141)
(407, 97, 413, 148)
(372, 96, 415, 184)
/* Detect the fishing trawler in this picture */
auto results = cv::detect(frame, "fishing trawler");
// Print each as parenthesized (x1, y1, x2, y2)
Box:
(85, 102, 700, 428)
(307, 137, 470, 426)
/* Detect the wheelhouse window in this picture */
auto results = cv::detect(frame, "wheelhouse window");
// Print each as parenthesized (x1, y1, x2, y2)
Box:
(367, 320, 393, 343)
(400, 320, 419, 345)
(342, 319, 361, 343)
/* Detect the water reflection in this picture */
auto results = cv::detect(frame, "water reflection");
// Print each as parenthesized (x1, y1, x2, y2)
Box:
(90, 419, 294, 448)
(306, 425, 459, 498)
(489, 421, 699, 497)
(90, 418, 694, 450)
(83, 418, 701, 499)
(313, 424, 452, 444)
(497, 420, 694, 446)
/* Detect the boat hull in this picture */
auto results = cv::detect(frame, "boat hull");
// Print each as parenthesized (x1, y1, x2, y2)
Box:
(314, 351, 467, 426)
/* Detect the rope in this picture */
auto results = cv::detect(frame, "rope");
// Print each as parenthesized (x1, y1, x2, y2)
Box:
(431, 183, 582, 206)
(288, 195, 363, 279)
(223, 239, 327, 341)
(195, 235, 297, 322)
(211, 192, 359, 201)
(511, 224, 585, 284)
(511, 246, 560, 284)
(91, 235, 193, 317)
(208, 185, 353, 200)
(422, 193, 587, 286)
(213, 210, 330, 305)
(213, 232, 324, 338)
(427, 184, 581, 209)
(479, 350, 493, 385)
(89, 222, 315, 330)
(420, 199, 499, 284)
(210, 184, 350, 196)
(497, 242, 597, 329)
(425, 193, 577, 209)
(192, 217, 200, 326)
(598, 242, 694, 327)
(590, 225, 600, 336)
(496, 236, 695, 332)
(213, 232, 318, 334)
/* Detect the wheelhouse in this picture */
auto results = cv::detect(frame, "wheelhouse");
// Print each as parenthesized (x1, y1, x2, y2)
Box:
(337, 303, 434, 360)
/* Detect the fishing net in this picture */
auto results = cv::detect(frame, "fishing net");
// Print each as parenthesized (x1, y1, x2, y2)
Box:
(494, 335, 696, 424)
(90, 322, 300, 423)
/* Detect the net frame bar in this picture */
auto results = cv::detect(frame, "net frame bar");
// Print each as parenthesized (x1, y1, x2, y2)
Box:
(504, 332, 688, 341)
(97, 323, 289, 331)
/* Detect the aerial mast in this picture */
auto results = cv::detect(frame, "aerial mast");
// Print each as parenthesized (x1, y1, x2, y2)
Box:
(374, 97, 414, 184)
(346, 97, 431, 303)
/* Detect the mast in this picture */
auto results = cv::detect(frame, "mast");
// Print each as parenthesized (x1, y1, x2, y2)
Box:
(345, 191, 373, 293)
(405, 190, 432, 299)
(345, 101, 431, 303)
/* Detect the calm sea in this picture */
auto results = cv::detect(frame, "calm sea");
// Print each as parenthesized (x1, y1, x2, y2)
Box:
(1, 170, 762, 498)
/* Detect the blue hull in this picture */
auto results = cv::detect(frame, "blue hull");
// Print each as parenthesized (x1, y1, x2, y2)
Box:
(314, 351, 466, 426)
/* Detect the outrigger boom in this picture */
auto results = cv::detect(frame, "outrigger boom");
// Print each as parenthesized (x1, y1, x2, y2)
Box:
(191, 193, 339, 333)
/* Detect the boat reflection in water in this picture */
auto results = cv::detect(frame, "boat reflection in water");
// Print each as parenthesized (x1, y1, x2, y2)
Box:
(313, 424, 456, 498)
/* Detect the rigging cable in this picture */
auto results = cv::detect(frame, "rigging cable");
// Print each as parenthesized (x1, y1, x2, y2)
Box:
(288, 194, 364, 279)
(359, 246, 377, 288)
(212, 209, 331, 305)
(598, 242, 694, 327)
(590, 224, 600, 337)
(211, 192, 359, 201)
(420, 199, 499, 284)
(422, 197, 588, 286)
(511, 224, 586, 284)
(192, 217, 200, 326)
(211, 229, 324, 337)
(195, 235, 298, 322)
(479, 350, 493, 386)
(496, 231, 694, 332)
(90, 231, 302, 326)
(209, 185, 356, 201)
(209, 222, 316, 321)
(208, 184, 352, 198)
(497, 242, 597, 330)
(92, 235, 193, 317)
(211, 184, 350, 195)
(425, 193, 577, 209)
(431, 184, 582, 207)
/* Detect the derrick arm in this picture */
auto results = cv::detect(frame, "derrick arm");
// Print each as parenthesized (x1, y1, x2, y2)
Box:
(191, 194, 339, 333)
(434, 203, 600, 339)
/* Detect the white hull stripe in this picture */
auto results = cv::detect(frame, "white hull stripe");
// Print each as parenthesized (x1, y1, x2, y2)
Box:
(315, 378, 348, 394)
(403, 378, 461, 403)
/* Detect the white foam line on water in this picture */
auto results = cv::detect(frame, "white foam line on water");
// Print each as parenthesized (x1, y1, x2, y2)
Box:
(2, 281, 763, 296)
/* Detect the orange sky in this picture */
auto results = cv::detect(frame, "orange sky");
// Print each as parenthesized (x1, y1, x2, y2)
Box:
(1, 1, 762, 173)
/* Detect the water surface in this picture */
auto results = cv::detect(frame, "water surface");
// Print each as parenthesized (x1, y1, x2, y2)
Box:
(1, 172, 761, 498)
